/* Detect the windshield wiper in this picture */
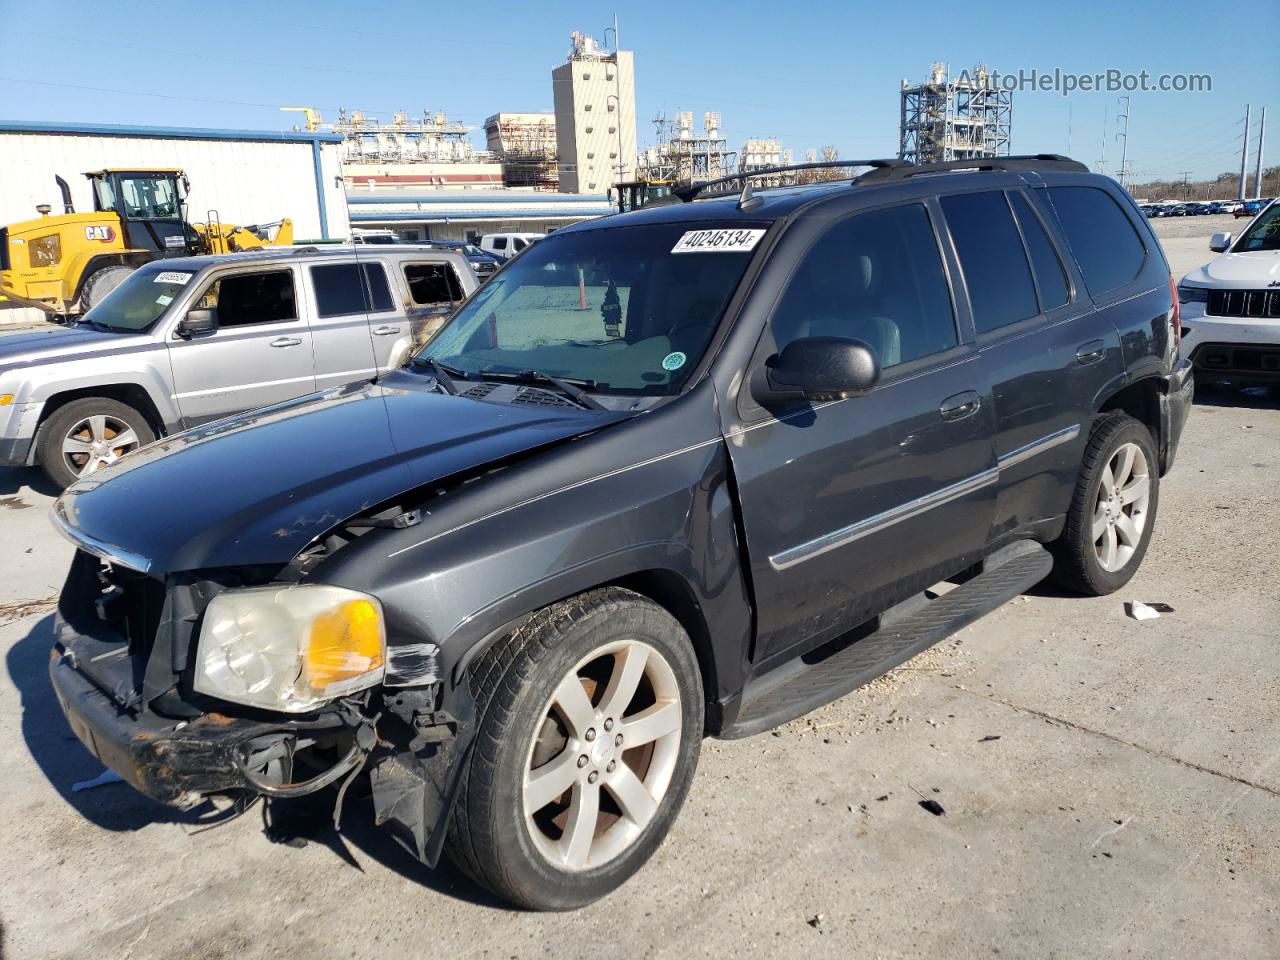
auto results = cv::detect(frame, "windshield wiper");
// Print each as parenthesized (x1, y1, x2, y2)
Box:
(412, 357, 468, 395)
(480, 368, 605, 410)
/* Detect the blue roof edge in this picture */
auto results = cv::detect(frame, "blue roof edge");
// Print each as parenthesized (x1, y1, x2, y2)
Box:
(0, 119, 343, 144)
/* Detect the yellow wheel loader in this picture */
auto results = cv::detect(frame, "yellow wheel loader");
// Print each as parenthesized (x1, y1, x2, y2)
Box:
(0, 169, 293, 316)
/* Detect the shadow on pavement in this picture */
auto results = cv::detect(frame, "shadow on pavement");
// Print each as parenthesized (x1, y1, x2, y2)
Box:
(1193, 381, 1278, 410)
(8, 614, 507, 907)
(0, 465, 60, 499)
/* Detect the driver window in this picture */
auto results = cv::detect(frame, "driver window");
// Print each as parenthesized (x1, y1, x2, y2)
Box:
(770, 204, 957, 370)
(196, 271, 297, 328)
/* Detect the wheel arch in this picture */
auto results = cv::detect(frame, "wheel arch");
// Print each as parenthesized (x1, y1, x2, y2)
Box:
(447, 555, 727, 734)
(1094, 373, 1168, 473)
(30, 383, 167, 463)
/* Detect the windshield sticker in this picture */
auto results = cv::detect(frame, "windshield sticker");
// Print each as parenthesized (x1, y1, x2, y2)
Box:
(154, 271, 193, 285)
(671, 228, 765, 254)
(662, 351, 687, 371)
(155, 294, 174, 306)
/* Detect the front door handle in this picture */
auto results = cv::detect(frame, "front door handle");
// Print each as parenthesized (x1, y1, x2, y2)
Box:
(372, 325, 401, 336)
(939, 391, 982, 422)
(1076, 340, 1106, 365)
(270, 336, 302, 348)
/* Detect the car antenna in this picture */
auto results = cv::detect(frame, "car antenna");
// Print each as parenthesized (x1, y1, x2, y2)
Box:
(737, 181, 762, 212)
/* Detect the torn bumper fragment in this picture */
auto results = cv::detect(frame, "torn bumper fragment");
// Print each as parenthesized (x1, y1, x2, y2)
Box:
(49, 646, 346, 808)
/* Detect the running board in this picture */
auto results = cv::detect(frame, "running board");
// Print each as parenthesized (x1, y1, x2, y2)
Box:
(721, 540, 1053, 739)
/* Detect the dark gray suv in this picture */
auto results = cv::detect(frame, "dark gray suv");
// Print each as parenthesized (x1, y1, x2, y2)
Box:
(47, 155, 1193, 910)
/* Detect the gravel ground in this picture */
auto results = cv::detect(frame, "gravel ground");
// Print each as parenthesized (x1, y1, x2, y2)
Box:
(0, 217, 1275, 959)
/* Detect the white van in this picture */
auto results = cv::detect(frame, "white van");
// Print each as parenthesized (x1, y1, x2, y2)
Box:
(479, 232, 545, 261)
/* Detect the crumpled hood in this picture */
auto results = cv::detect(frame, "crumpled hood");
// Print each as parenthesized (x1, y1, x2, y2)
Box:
(1181, 249, 1280, 288)
(53, 371, 631, 573)
(0, 323, 154, 374)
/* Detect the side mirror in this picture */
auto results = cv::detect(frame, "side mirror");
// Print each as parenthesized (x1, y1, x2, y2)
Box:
(1208, 232, 1232, 253)
(757, 336, 880, 403)
(175, 308, 218, 339)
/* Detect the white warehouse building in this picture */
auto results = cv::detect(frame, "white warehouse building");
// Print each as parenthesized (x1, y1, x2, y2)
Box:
(0, 120, 348, 242)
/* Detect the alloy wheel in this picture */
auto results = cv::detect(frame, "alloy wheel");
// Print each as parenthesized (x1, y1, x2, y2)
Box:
(1092, 441, 1150, 572)
(61, 414, 141, 479)
(522, 639, 683, 872)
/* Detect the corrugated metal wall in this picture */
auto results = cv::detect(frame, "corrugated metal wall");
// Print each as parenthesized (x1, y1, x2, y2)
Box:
(0, 132, 347, 240)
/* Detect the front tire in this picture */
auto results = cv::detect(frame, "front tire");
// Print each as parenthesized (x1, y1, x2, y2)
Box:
(79, 265, 134, 313)
(36, 397, 156, 489)
(1051, 413, 1159, 595)
(446, 587, 703, 910)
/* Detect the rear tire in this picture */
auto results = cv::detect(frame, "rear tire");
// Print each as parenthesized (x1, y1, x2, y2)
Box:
(1051, 413, 1159, 595)
(446, 587, 703, 910)
(79, 265, 134, 313)
(36, 397, 155, 489)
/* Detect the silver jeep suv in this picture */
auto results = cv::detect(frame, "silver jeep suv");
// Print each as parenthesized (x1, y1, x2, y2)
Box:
(0, 245, 476, 487)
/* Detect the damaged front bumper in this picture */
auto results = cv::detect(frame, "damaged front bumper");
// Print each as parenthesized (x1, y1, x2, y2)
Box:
(49, 644, 350, 808)
(50, 597, 476, 867)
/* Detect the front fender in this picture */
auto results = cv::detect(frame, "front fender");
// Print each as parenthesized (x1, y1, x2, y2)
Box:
(316, 391, 753, 714)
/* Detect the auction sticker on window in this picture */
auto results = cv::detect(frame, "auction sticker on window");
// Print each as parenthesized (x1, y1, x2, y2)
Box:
(154, 271, 193, 285)
(671, 228, 765, 254)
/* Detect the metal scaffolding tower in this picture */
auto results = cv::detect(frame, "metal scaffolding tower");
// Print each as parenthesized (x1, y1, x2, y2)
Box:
(899, 63, 1012, 164)
(331, 108, 490, 165)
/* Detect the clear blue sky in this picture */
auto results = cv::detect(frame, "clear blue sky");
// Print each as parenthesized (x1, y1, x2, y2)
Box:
(2, 0, 1276, 183)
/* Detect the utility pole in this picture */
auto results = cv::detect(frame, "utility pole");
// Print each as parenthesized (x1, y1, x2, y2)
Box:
(1239, 104, 1251, 200)
(1097, 105, 1108, 175)
(1180, 172, 1191, 200)
(1254, 106, 1267, 199)
(1116, 96, 1132, 190)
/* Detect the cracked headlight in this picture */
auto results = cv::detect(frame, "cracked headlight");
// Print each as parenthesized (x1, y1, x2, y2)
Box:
(193, 584, 386, 713)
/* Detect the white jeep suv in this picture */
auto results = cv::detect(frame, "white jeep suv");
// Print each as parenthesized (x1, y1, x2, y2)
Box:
(1178, 199, 1280, 387)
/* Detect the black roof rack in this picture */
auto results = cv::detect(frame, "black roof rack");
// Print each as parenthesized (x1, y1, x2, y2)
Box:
(855, 153, 1089, 182)
(672, 159, 907, 202)
(670, 154, 1089, 203)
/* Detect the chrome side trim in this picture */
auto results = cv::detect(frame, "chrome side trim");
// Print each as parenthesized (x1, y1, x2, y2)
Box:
(50, 502, 152, 574)
(767, 467, 1000, 572)
(997, 424, 1080, 471)
(768, 422, 1082, 572)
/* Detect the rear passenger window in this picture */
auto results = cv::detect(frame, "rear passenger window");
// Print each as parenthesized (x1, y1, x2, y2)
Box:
(196, 270, 296, 327)
(491, 237, 507, 251)
(404, 262, 463, 306)
(1009, 191, 1070, 309)
(1042, 186, 1146, 295)
(771, 204, 957, 369)
(310, 262, 395, 318)
(942, 191, 1039, 333)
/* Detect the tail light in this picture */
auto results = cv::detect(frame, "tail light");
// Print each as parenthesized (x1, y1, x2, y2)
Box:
(1168, 275, 1182, 348)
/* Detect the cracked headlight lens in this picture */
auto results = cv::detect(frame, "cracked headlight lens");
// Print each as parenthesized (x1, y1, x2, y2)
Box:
(193, 584, 386, 712)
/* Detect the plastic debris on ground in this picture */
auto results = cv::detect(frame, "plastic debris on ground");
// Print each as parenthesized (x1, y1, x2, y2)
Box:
(72, 769, 125, 792)
(1125, 601, 1174, 621)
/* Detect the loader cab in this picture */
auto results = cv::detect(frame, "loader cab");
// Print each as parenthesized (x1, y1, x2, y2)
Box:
(86, 169, 194, 258)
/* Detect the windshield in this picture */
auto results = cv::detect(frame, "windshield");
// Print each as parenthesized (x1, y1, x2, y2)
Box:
(80, 264, 196, 332)
(462, 244, 487, 257)
(1234, 202, 1280, 252)
(418, 221, 767, 395)
(118, 175, 181, 219)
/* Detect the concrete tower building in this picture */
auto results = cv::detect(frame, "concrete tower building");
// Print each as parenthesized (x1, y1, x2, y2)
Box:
(552, 31, 636, 194)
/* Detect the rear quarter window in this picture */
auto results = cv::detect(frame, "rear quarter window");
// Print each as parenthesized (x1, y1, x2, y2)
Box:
(1042, 186, 1147, 296)
(404, 262, 463, 305)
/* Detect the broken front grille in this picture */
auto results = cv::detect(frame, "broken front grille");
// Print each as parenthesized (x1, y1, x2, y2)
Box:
(1207, 289, 1280, 318)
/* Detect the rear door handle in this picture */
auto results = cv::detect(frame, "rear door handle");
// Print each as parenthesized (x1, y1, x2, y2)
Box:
(939, 390, 982, 421)
(270, 337, 302, 348)
(372, 326, 401, 336)
(1076, 340, 1106, 365)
